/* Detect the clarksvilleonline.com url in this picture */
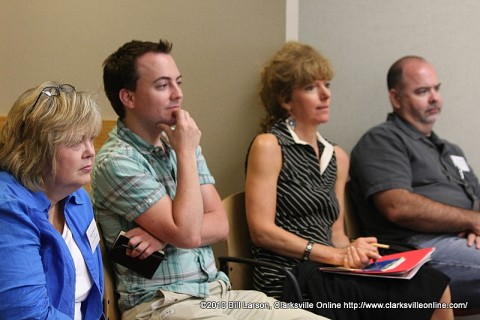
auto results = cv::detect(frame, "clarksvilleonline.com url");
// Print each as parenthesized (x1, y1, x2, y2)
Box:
(200, 300, 469, 310)
(316, 301, 469, 310)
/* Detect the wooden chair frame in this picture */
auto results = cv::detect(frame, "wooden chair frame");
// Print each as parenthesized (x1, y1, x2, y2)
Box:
(217, 191, 303, 302)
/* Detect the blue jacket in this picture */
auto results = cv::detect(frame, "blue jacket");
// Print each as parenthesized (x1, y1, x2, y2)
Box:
(0, 171, 104, 319)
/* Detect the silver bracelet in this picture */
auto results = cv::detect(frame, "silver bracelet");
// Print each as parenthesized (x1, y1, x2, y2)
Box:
(303, 240, 314, 261)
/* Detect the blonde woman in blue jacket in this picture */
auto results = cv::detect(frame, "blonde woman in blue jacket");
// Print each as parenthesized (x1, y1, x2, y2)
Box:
(0, 81, 104, 319)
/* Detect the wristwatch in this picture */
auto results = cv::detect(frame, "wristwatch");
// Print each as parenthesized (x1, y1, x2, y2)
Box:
(303, 240, 314, 261)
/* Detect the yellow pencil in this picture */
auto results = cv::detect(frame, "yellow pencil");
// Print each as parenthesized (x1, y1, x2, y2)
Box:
(372, 243, 390, 249)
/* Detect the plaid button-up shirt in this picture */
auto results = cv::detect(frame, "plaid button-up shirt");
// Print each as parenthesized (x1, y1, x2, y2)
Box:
(91, 120, 229, 312)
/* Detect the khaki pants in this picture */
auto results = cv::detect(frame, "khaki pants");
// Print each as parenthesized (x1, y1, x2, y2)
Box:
(122, 280, 327, 320)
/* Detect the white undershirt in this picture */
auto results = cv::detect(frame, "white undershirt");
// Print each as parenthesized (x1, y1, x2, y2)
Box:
(62, 223, 93, 320)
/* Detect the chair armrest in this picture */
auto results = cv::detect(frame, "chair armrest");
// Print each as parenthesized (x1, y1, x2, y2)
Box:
(217, 256, 302, 303)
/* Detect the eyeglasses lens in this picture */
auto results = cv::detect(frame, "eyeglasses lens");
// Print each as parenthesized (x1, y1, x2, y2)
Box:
(41, 84, 75, 97)
(24, 84, 77, 121)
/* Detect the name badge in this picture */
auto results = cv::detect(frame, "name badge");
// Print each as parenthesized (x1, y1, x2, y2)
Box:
(450, 155, 470, 172)
(86, 219, 100, 253)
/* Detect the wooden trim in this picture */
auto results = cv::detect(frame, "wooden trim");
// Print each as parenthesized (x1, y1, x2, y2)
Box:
(93, 119, 117, 151)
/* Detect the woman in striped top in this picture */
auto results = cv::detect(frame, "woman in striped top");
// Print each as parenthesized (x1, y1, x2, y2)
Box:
(245, 41, 453, 320)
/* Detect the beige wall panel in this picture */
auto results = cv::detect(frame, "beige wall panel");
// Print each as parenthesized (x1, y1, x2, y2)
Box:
(0, 0, 287, 197)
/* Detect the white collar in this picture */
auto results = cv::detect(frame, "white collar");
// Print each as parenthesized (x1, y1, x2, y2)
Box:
(285, 122, 334, 174)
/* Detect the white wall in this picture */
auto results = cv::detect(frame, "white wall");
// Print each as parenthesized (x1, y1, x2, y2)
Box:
(299, 0, 480, 173)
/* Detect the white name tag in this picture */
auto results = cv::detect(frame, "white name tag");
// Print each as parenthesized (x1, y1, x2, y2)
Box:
(450, 155, 470, 172)
(86, 219, 100, 253)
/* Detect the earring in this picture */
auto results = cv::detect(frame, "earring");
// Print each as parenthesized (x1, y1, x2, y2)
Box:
(286, 117, 296, 129)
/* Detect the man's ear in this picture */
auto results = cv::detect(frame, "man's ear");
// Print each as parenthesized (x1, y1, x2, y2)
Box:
(389, 88, 401, 111)
(119, 88, 135, 110)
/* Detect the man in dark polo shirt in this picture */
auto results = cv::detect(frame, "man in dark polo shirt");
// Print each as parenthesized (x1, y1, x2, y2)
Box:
(349, 55, 480, 308)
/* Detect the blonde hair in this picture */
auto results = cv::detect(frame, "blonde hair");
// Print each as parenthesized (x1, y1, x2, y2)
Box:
(259, 41, 334, 131)
(0, 81, 102, 191)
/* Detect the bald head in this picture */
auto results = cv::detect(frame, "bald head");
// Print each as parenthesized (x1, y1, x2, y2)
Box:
(387, 55, 429, 91)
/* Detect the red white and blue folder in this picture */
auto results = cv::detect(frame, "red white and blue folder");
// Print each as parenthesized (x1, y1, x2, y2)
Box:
(319, 247, 435, 280)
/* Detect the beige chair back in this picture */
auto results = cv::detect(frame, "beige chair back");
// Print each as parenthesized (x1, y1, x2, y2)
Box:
(344, 181, 362, 239)
(221, 191, 254, 290)
(98, 225, 120, 320)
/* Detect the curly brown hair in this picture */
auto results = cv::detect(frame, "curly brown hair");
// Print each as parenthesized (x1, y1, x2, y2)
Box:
(259, 41, 334, 132)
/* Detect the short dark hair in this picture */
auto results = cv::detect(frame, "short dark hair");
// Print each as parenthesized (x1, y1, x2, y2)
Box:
(387, 55, 426, 90)
(103, 39, 173, 119)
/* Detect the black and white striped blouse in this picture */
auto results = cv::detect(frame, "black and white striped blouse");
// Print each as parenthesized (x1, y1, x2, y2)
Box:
(250, 120, 339, 299)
